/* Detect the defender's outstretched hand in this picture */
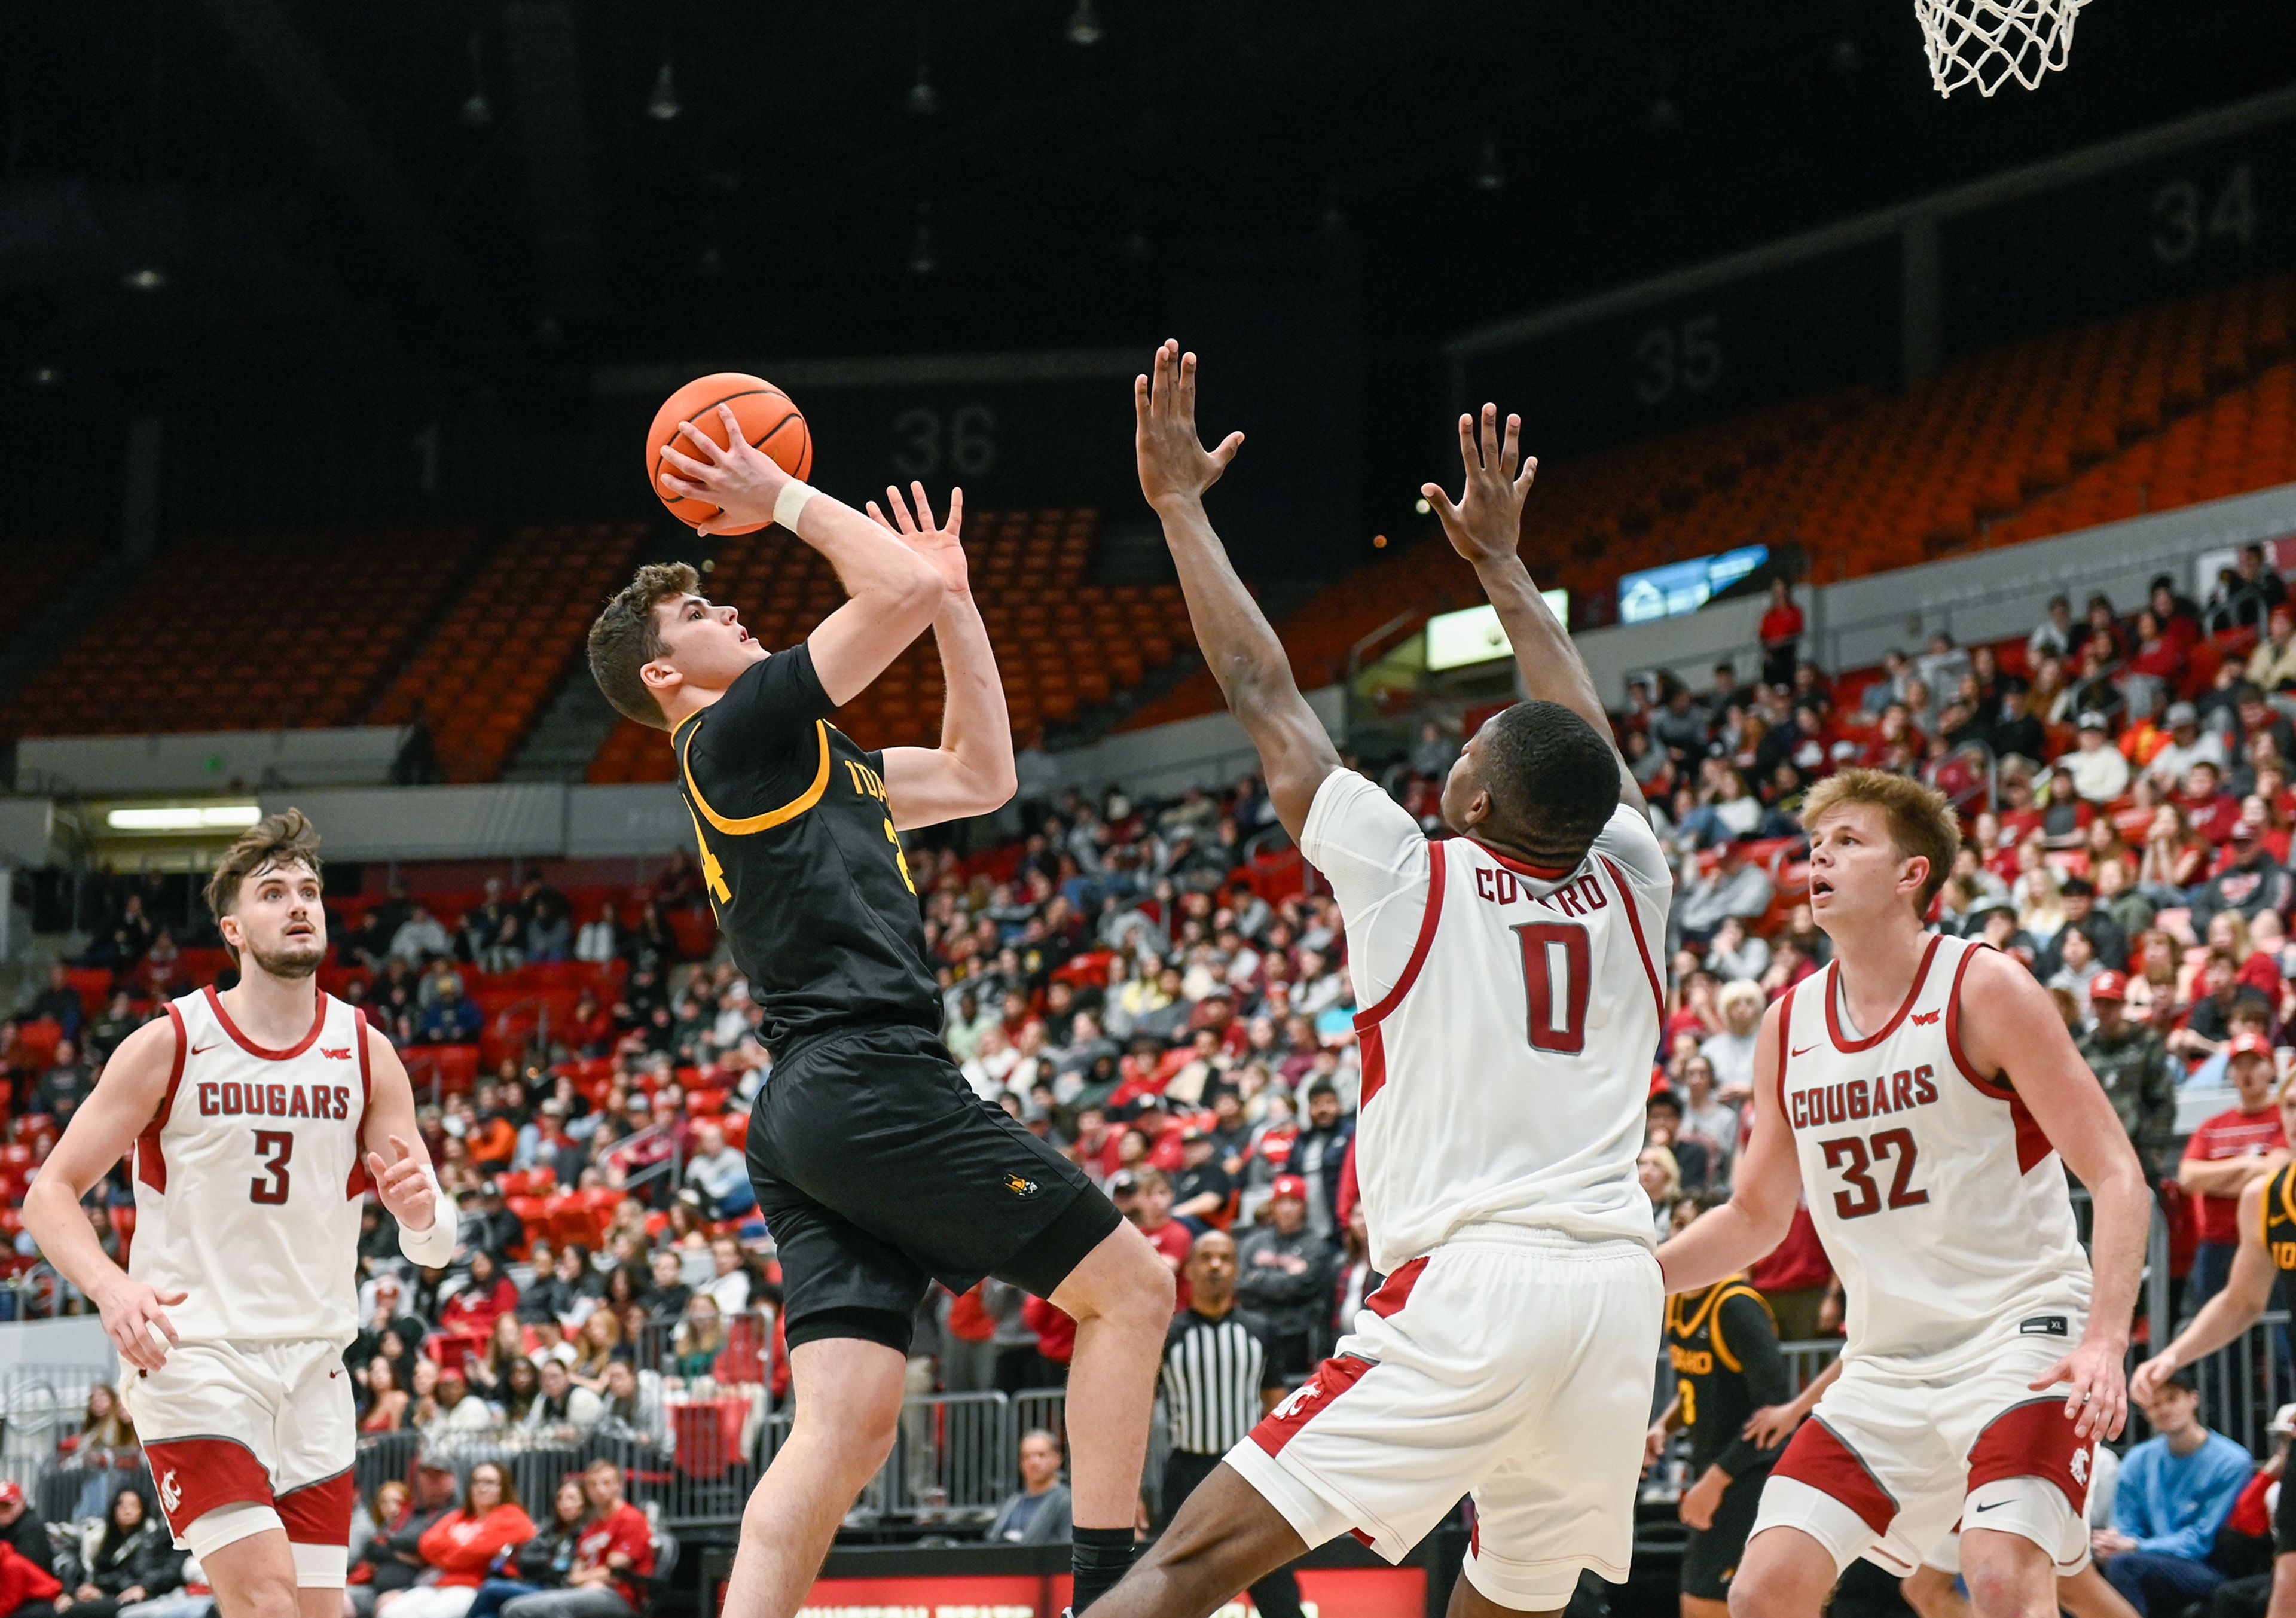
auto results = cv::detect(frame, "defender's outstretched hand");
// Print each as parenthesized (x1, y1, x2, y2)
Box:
(1424, 403, 1537, 567)
(868, 482, 969, 596)
(657, 403, 793, 536)
(1135, 340, 1244, 514)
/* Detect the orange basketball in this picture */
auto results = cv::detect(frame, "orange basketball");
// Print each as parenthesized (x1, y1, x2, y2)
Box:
(645, 372, 814, 534)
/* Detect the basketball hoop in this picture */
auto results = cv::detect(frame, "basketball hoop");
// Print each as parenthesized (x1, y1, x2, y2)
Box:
(1913, 0, 2088, 97)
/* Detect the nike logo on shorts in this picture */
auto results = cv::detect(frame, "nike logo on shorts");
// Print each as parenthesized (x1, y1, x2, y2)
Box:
(1974, 1501, 2005, 1513)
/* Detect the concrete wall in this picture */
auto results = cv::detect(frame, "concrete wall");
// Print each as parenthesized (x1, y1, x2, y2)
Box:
(17, 727, 413, 795)
(1027, 686, 1348, 801)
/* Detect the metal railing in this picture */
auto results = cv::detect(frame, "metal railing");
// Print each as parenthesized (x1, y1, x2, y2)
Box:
(358, 1387, 1068, 1532)
(2, 1364, 146, 1524)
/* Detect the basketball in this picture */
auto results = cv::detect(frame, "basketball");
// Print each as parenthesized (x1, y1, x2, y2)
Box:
(645, 372, 814, 534)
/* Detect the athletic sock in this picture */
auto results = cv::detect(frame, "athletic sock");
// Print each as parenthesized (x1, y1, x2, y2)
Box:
(1070, 1525, 1135, 1613)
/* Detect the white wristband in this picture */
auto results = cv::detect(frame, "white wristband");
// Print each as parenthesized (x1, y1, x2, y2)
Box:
(774, 480, 815, 533)
(397, 1180, 459, 1266)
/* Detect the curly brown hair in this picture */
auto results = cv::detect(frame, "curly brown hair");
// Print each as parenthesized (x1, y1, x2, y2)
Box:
(588, 562, 701, 729)
(203, 808, 323, 964)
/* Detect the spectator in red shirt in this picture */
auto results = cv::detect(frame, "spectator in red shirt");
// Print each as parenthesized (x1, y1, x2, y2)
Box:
(2179, 761, 2243, 847)
(438, 1251, 520, 1339)
(2176, 1033, 2288, 1312)
(498, 1461, 655, 1618)
(1128, 1170, 1194, 1311)
(387, 1463, 536, 1618)
(1758, 579, 1804, 688)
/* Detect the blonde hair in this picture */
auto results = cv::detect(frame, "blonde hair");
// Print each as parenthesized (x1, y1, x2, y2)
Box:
(1637, 1145, 1681, 1202)
(1800, 768, 1961, 912)
(1717, 979, 1765, 1019)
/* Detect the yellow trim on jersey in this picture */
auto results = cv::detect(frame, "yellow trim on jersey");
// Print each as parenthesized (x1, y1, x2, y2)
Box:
(1708, 1284, 1775, 1375)
(682, 718, 832, 835)
(1671, 1273, 1748, 1342)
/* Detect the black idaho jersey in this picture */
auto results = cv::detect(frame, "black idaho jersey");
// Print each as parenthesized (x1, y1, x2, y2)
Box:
(673, 645, 939, 1048)
(1664, 1275, 1792, 1479)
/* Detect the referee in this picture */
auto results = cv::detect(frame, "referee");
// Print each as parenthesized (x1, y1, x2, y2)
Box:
(1156, 1231, 1302, 1618)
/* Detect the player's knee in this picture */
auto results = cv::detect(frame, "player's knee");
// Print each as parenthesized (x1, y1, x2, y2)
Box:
(1959, 1559, 2050, 1618)
(239, 1574, 301, 1618)
(1725, 1563, 1806, 1618)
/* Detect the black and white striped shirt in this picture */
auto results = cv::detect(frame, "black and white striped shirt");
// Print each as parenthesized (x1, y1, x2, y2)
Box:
(1160, 1305, 1282, 1455)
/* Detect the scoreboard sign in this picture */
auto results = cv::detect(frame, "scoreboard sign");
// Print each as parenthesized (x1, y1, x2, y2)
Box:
(1943, 122, 2292, 356)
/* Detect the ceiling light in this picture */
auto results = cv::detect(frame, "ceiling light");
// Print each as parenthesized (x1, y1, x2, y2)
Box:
(1474, 135, 1506, 193)
(908, 203, 938, 276)
(647, 61, 682, 121)
(106, 804, 263, 832)
(27, 365, 59, 387)
(1414, 496, 1431, 514)
(121, 267, 169, 292)
(1065, 0, 1104, 47)
(460, 32, 493, 127)
(906, 64, 940, 116)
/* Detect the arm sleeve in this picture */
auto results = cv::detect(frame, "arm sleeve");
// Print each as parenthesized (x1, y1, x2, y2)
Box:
(1711, 1293, 1793, 1477)
(689, 645, 837, 762)
(1298, 771, 1431, 1011)
(2132, 1448, 2252, 1559)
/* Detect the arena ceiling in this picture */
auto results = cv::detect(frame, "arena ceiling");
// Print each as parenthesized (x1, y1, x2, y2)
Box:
(2, 0, 2292, 413)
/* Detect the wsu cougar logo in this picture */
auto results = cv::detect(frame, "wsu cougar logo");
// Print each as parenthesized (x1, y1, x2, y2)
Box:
(1270, 1382, 1325, 1424)
(320, 1045, 352, 1060)
(1910, 1011, 1940, 1026)
(2070, 1447, 2090, 1485)
(158, 1470, 181, 1513)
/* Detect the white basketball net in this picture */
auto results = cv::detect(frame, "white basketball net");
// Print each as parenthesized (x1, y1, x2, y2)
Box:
(1913, 0, 2089, 97)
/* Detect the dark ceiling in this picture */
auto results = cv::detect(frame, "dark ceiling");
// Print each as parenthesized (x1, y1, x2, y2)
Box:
(3, 1, 2293, 427)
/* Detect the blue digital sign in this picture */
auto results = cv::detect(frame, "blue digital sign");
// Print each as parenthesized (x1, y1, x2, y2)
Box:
(1616, 545, 1769, 627)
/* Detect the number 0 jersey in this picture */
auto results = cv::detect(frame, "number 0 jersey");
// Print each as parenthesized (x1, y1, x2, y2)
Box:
(1776, 933, 2090, 1381)
(1300, 773, 1672, 1274)
(130, 987, 374, 1348)
(673, 644, 939, 1051)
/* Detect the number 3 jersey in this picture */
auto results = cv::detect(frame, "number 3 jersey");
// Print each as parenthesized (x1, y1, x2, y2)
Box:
(1776, 933, 2090, 1381)
(129, 987, 374, 1348)
(1301, 772, 1672, 1275)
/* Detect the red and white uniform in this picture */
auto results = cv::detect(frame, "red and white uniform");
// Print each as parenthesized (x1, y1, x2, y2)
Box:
(1223, 774, 1668, 1611)
(118, 987, 373, 1585)
(1755, 935, 2098, 1576)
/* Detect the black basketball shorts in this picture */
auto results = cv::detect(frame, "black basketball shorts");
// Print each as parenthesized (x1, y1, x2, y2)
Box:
(746, 1024, 1120, 1356)
(1681, 1467, 1769, 1601)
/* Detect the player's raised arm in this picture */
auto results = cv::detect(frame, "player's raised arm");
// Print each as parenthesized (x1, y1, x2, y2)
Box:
(872, 484, 1019, 830)
(21, 1016, 187, 1370)
(358, 1016, 458, 1265)
(1424, 405, 1642, 811)
(1136, 340, 1340, 841)
(1657, 1000, 1802, 1294)
(658, 403, 944, 706)
(1956, 949, 2148, 1440)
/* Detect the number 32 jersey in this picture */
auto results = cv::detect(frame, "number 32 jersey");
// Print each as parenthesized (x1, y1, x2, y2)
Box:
(1775, 933, 2090, 1380)
(1301, 773, 1672, 1275)
(129, 987, 374, 1348)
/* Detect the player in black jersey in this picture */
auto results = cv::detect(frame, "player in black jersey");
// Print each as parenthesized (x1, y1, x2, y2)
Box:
(2133, 1070, 2296, 1618)
(1648, 1195, 1791, 1616)
(593, 407, 1173, 1618)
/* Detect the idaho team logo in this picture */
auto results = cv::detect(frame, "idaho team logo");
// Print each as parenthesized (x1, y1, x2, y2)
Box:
(158, 1470, 181, 1513)
(1003, 1173, 1040, 1199)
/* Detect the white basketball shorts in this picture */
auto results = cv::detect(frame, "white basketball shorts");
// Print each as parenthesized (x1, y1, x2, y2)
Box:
(1223, 1225, 1663, 1612)
(121, 1337, 358, 1585)
(1752, 1329, 2096, 1579)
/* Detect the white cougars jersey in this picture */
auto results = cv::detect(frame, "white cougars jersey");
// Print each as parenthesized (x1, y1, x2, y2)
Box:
(1302, 773, 1671, 1274)
(1776, 933, 2090, 1379)
(130, 987, 373, 1348)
